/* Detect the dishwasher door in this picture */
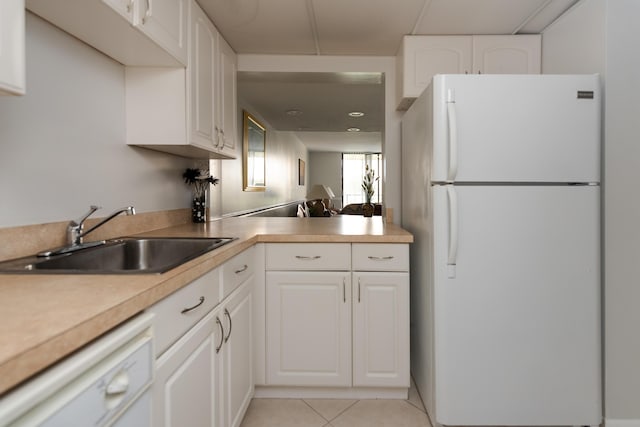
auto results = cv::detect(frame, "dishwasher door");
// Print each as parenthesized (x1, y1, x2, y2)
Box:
(0, 313, 154, 427)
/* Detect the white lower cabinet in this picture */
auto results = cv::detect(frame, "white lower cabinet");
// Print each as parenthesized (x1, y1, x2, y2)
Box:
(266, 271, 352, 386)
(263, 243, 410, 394)
(153, 310, 219, 427)
(150, 249, 254, 427)
(219, 281, 254, 427)
(352, 272, 410, 387)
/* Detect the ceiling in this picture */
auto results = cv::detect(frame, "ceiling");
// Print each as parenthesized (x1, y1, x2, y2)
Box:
(238, 71, 385, 152)
(199, 0, 580, 152)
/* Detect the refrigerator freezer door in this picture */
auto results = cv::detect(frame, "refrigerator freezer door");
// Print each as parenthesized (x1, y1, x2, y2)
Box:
(432, 185, 601, 426)
(430, 74, 601, 183)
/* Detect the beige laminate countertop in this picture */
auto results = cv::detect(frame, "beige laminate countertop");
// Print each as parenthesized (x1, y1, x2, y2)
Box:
(0, 216, 412, 395)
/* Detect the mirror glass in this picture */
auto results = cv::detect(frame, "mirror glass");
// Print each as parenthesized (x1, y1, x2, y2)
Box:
(243, 110, 266, 191)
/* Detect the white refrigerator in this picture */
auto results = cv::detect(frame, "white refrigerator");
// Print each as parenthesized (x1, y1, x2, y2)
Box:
(401, 74, 601, 426)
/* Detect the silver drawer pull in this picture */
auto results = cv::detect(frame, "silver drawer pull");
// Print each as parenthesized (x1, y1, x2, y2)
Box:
(215, 316, 224, 353)
(368, 256, 394, 261)
(295, 255, 321, 260)
(234, 264, 248, 274)
(181, 296, 205, 314)
(224, 308, 232, 342)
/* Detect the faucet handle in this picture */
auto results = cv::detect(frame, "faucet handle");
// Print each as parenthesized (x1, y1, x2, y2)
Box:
(72, 205, 101, 226)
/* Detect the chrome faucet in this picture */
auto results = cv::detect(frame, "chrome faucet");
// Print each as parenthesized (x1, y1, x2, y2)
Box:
(68, 205, 136, 245)
(38, 205, 136, 257)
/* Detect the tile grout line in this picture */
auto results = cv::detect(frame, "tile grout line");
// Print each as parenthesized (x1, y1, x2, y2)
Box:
(302, 398, 359, 423)
(328, 399, 358, 422)
(302, 399, 329, 422)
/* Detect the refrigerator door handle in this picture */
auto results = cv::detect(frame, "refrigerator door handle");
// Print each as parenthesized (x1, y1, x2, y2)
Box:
(446, 93, 458, 182)
(447, 185, 458, 278)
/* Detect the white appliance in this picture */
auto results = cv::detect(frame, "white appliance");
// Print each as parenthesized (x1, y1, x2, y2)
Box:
(401, 74, 601, 426)
(0, 313, 154, 427)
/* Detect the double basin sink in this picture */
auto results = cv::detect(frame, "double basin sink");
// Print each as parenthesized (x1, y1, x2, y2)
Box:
(0, 237, 235, 274)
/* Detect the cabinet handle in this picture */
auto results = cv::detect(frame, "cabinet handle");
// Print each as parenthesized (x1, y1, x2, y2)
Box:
(126, 0, 134, 13)
(220, 129, 226, 149)
(358, 278, 361, 303)
(367, 255, 394, 261)
(215, 316, 224, 353)
(234, 264, 248, 274)
(224, 308, 232, 343)
(180, 296, 205, 314)
(295, 255, 321, 260)
(213, 126, 220, 147)
(142, 0, 152, 23)
(343, 278, 346, 303)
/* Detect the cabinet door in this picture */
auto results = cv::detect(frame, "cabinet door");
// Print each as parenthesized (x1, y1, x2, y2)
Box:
(472, 35, 541, 74)
(136, 0, 188, 65)
(189, 1, 217, 149)
(402, 36, 472, 99)
(352, 272, 410, 387)
(220, 281, 254, 427)
(266, 272, 351, 386)
(217, 35, 237, 154)
(0, 0, 25, 95)
(153, 311, 218, 427)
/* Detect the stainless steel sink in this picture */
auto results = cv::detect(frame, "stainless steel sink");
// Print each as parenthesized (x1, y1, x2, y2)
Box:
(0, 237, 235, 274)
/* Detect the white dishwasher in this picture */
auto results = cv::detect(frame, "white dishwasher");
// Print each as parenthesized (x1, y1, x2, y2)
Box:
(0, 313, 154, 427)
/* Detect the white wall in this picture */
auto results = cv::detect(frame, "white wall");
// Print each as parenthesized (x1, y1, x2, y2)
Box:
(603, 1, 640, 423)
(237, 55, 403, 223)
(0, 13, 192, 228)
(308, 151, 342, 209)
(543, 0, 640, 423)
(220, 99, 308, 215)
(542, 0, 605, 75)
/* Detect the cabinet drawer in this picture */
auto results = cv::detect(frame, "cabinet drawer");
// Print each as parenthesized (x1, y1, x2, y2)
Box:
(352, 244, 409, 271)
(148, 267, 221, 357)
(266, 243, 351, 271)
(222, 246, 255, 299)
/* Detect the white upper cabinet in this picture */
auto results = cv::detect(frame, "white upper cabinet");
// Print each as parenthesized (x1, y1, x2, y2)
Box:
(190, 1, 218, 149)
(0, 0, 25, 95)
(136, 0, 188, 65)
(396, 36, 472, 110)
(472, 35, 541, 75)
(101, 0, 134, 20)
(26, 0, 187, 66)
(125, 0, 237, 159)
(217, 35, 238, 155)
(396, 34, 541, 110)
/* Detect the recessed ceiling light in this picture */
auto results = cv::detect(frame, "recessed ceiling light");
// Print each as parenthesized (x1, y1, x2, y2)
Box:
(347, 127, 361, 132)
(286, 109, 303, 117)
(348, 111, 365, 117)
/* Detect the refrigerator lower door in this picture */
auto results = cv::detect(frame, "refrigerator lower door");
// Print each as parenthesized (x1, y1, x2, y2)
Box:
(432, 185, 601, 426)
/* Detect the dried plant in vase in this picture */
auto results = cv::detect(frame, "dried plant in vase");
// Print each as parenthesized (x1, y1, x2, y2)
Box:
(183, 168, 220, 223)
(361, 164, 378, 217)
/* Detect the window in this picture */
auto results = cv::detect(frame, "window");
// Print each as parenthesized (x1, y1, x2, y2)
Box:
(342, 153, 382, 206)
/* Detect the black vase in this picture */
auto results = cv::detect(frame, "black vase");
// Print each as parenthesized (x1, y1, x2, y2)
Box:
(192, 196, 206, 223)
(362, 202, 374, 217)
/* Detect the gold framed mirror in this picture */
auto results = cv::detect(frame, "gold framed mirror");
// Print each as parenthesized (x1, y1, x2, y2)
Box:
(243, 110, 266, 191)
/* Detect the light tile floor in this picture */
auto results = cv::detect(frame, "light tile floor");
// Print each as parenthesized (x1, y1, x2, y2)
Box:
(240, 379, 432, 427)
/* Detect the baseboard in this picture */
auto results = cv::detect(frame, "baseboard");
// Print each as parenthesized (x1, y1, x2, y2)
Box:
(254, 385, 408, 400)
(606, 419, 640, 427)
